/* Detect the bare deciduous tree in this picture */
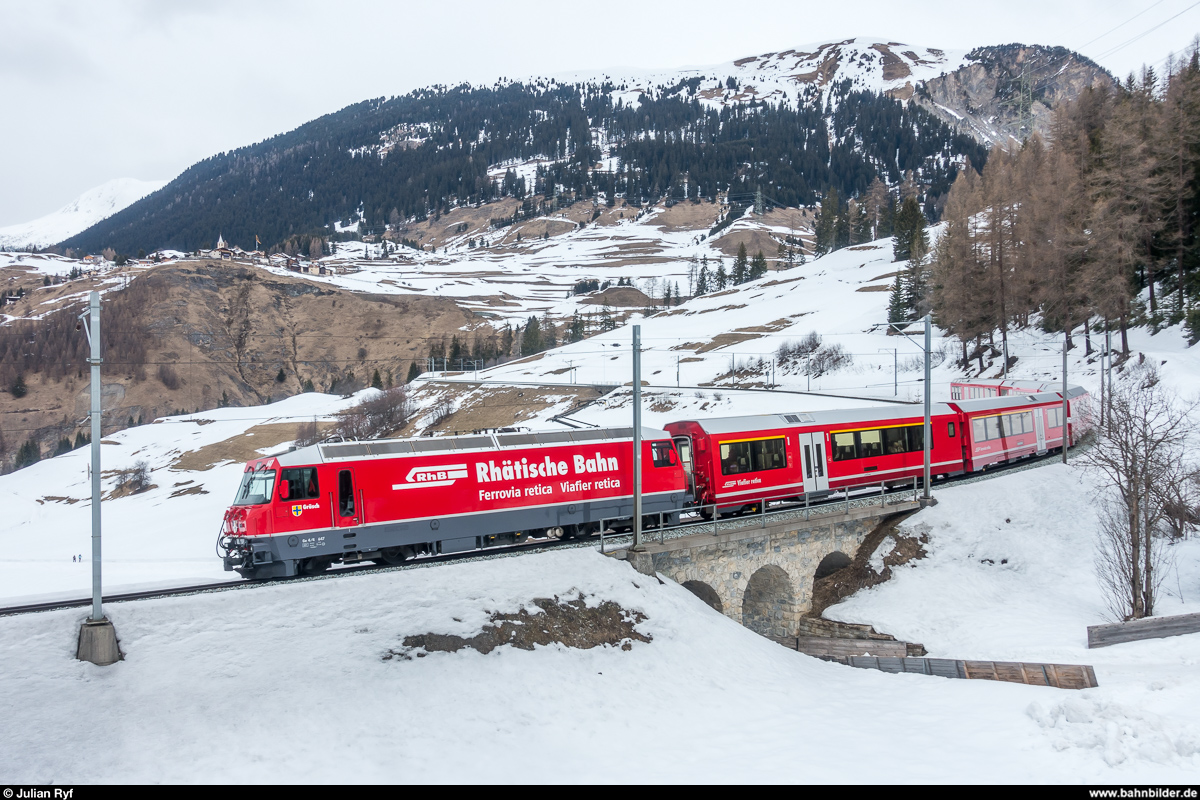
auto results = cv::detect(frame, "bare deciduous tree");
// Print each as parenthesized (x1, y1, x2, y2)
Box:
(1080, 363, 1197, 620)
(295, 418, 320, 448)
(333, 387, 410, 440)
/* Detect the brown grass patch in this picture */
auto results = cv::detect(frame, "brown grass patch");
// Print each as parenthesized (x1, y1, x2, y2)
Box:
(649, 201, 721, 232)
(692, 332, 763, 354)
(170, 422, 322, 472)
(579, 286, 652, 308)
(695, 303, 747, 315)
(856, 285, 892, 292)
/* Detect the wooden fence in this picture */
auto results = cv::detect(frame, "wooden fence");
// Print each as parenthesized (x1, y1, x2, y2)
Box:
(1087, 611, 1200, 649)
(836, 656, 1098, 690)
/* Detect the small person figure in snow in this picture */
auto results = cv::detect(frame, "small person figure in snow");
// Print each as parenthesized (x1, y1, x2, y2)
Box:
(72, 555, 76, 563)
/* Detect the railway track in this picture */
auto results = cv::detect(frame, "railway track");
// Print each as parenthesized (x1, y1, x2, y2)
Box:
(0, 446, 1078, 618)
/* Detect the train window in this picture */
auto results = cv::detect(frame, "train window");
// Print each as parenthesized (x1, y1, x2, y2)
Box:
(281, 468, 319, 500)
(984, 417, 1001, 440)
(1047, 407, 1063, 428)
(948, 421, 956, 438)
(972, 418, 988, 441)
(803, 445, 812, 478)
(651, 441, 677, 468)
(882, 427, 908, 455)
(233, 469, 276, 506)
(832, 432, 857, 461)
(859, 430, 883, 458)
(338, 470, 355, 517)
(719, 437, 786, 475)
(905, 425, 925, 452)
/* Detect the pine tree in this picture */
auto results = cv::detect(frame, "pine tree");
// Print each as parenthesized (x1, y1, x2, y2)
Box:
(714, 260, 728, 290)
(887, 275, 907, 323)
(568, 311, 586, 342)
(74, 431, 88, 449)
(814, 188, 840, 255)
(892, 197, 928, 262)
(541, 313, 557, 350)
(371, 369, 383, 389)
(521, 316, 543, 355)
(406, 362, 421, 383)
(15, 438, 40, 470)
(696, 265, 709, 294)
(276, 368, 286, 383)
(749, 250, 768, 280)
(733, 243, 748, 284)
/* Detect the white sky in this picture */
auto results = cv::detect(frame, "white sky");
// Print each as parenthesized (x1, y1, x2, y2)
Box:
(2, 0, 1198, 227)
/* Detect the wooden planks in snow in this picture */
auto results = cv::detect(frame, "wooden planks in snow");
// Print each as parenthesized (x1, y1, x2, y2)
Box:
(830, 656, 1099, 690)
(1087, 612, 1200, 649)
(774, 635, 908, 658)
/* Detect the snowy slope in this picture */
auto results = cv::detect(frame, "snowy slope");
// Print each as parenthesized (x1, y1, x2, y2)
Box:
(0, 178, 167, 250)
(1, 506, 1197, 782)
(554, 38, 968, 110)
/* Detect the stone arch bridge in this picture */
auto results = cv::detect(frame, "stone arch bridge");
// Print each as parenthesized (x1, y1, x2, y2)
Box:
(623, 496, 921, 639)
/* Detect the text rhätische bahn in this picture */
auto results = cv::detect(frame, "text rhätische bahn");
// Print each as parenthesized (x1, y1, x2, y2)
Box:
(219, 379, 1087, 579)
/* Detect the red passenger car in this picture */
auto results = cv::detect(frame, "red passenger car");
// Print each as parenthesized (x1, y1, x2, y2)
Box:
(220, 427, 688, 579)
(665, 405, 964, 512)
(952, 388, 1087, 471)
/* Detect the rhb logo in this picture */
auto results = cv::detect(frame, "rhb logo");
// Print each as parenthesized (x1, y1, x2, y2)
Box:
(393, 463, 468, 490)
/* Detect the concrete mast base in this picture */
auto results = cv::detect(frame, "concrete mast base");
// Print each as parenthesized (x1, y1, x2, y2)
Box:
(77, 618, 121, 666)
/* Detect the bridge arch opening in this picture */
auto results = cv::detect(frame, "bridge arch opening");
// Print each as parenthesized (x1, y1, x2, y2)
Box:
(814, 551, 852, 580)
(742, 565, 798, 638)
(682, 580, 723, 613)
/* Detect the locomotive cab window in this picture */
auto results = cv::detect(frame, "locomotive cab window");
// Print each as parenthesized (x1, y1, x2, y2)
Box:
(651, 441, 677, 468)
(948, 421, 956, 438)
(719, 437, 786, 475)
(338, 470, 355, 517)
(280, 468, 319, 500)
(234, 469, 276, 506)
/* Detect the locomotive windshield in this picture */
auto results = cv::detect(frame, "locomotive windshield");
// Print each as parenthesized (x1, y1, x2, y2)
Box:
(233, 469, 277, 506)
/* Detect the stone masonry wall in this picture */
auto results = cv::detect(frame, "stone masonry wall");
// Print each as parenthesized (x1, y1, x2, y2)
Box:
(625, 511, 885, 638)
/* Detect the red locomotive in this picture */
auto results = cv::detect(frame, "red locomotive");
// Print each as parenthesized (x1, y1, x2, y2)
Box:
(220, 384, 1088, 579)
(221, 428, 688, 578)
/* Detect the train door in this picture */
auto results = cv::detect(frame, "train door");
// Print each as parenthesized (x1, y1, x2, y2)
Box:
(1033, 411, 1047, 454)
(673, 436, 695, 496)
(336, 468, 360, 527)
(798, 432, 829, 493)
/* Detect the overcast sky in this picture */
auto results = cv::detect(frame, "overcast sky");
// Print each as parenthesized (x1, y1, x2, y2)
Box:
(2, 0, 1198, 226)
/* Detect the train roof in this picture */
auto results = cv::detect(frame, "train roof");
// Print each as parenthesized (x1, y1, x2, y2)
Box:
(951, 386, 1086, 413)
(273, 425, 672, 467)
(676, 403, 954, 436)
(950, 378, 1062, 391)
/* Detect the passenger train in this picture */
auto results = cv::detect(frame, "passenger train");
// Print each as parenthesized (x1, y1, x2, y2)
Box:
(219, 382, 1089, 579)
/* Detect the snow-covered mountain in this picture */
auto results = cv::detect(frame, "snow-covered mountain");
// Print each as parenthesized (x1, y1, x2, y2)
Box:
(557, 37, 971, 107)
(0, 178, 167, 250)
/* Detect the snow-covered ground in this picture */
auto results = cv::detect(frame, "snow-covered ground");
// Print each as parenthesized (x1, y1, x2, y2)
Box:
(0, 393, 360, 604)
(0, 178, 166, 250)
(3, 204, 1200, 781)
(2, 463, 1198, 782)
